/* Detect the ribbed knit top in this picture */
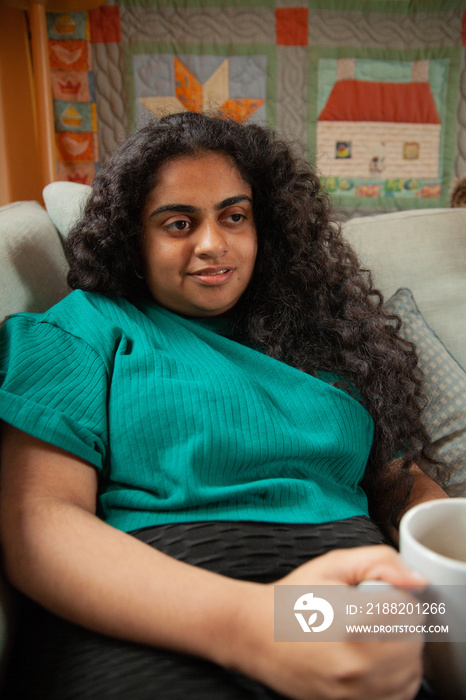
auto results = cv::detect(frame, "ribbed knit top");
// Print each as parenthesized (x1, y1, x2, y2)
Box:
(0, 291, 373, 532)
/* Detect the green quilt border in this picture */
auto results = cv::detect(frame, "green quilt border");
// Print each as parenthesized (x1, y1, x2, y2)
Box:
(123, 42, 277, 134)
(307, 45, 462, 210)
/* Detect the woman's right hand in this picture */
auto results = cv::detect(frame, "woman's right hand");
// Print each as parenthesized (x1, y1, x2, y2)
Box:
(228, 546, 426, 700)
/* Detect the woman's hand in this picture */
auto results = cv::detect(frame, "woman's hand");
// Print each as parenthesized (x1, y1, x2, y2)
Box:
(228, 546, 426, 700)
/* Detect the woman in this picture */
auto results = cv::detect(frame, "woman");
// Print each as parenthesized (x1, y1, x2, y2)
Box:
(0, 112, 447, 699)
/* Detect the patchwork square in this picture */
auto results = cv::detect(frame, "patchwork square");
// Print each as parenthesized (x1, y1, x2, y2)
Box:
(275, 8, 308, 47)
(311, 50, 461, 209)
(89, 7, 121, 44)
(125, 46, 273, 132)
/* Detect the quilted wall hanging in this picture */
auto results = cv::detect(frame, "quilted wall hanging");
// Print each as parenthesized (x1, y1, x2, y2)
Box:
(46, 0, 466, 215)
(46, 11, 102, 186)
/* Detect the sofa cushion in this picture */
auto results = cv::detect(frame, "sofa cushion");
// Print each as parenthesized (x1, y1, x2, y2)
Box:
(385, 288, 466, 496)
(43, 182, 91, 238)
(0, 201, 69, 324)
(344, 208, 466, 371)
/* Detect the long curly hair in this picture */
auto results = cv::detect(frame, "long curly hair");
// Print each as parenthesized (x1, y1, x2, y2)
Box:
(450, 175, 466, 208)
(66, 111, 444, 522)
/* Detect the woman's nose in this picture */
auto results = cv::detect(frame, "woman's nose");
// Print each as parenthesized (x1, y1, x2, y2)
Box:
(194, 221, 227, 258)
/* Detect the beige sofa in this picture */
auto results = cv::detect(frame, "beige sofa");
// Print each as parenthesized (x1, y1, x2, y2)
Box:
(0, 184, 465, 679)
(344, 208, 466, 497)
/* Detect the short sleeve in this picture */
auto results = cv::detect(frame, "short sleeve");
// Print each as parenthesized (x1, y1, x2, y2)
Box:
(0, 315, 109, 471)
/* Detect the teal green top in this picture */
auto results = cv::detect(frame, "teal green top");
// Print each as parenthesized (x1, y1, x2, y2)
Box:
(0, 291, 373, 533)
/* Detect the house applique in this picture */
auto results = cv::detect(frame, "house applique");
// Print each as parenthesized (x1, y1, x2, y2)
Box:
(317, 60, 441, 180)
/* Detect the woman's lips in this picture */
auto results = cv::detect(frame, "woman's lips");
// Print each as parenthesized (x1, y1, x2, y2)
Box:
(188, 268, 235, 286)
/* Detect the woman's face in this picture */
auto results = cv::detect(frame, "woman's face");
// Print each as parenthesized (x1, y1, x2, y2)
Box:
(142, 152, 257, 317)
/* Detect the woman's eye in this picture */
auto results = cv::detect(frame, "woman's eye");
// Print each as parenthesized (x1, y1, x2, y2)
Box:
(225, 213, 245, 223)
(166, 220, 190, 232)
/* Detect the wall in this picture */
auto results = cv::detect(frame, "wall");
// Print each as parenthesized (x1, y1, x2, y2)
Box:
(0, 7, 43, 206)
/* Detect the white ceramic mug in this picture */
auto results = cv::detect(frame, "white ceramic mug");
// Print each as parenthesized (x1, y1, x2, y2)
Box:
(400, 498, 466, 699)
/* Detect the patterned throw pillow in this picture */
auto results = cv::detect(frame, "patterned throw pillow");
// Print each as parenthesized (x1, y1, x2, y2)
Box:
(384, 288, 466, 497)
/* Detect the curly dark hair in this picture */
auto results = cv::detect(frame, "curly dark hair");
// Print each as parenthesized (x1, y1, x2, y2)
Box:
(66, 111, 444, 524)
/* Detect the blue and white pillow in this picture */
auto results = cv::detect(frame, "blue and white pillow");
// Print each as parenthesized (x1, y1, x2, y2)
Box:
(385, 288, 466, 497)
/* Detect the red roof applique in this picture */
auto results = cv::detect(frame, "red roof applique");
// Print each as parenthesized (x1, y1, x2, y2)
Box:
(318, 80, 441, 124)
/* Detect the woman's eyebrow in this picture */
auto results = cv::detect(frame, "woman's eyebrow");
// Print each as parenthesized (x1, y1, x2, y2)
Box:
(215, 195, 252, 210)
(148, 195, 252, 219)
(149, 204, 199, 218)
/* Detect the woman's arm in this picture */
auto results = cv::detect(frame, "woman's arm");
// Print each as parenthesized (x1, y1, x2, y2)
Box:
(405, 463, 449, 505)
(0, 423, 425, 700)
(373, 461, 449, 546)
(0, 423, 247, 664)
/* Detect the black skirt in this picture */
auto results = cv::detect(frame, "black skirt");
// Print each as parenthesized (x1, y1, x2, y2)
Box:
(2, 517, 434, 699)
